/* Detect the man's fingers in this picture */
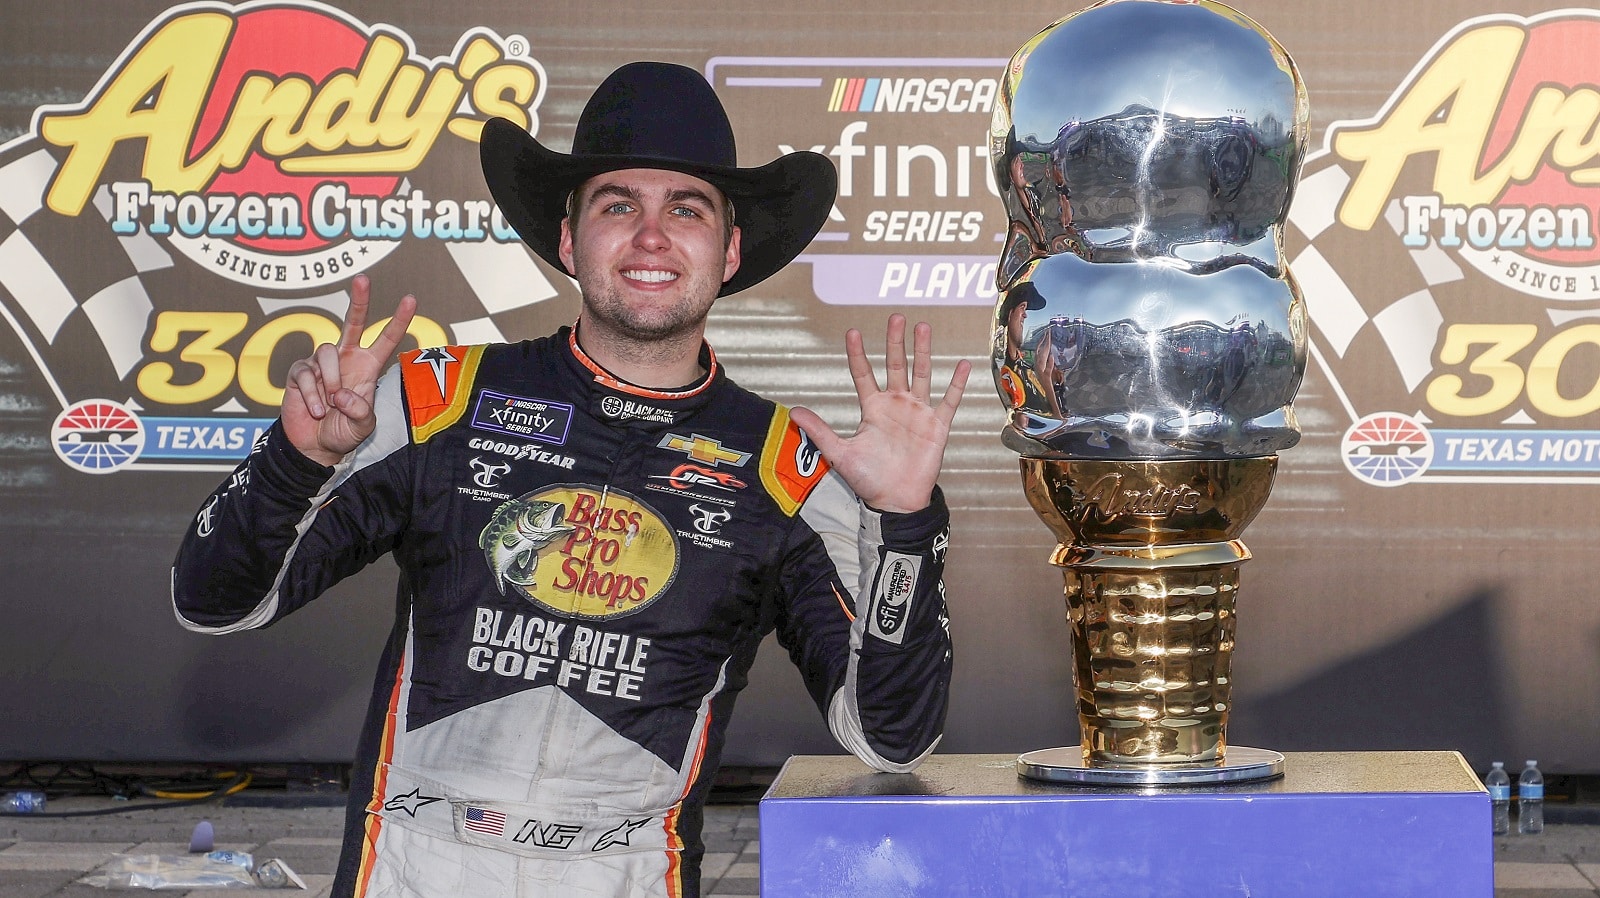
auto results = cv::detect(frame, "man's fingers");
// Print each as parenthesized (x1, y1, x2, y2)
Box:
(338, 274, 373, 351)
(366, 294, 418, 362)
(312, 342, 343, 395)
(937, 359, 973, 426)
(286, 358, 327, 418)
(328, 384, 375, 427)
(843, 327, 880, 404)
(883, 313, 910, 393)
(788, 406, 845, 461)
(910, 321, 934, 403)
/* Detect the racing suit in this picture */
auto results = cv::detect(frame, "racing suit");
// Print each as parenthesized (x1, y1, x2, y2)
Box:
(171, 327, 953, 898)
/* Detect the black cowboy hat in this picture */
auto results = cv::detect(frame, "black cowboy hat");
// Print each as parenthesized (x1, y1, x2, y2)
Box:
(480, 61, 837, 297)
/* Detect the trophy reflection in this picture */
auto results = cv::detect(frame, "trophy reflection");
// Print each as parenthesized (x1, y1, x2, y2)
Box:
(991, 0, 1309, 784)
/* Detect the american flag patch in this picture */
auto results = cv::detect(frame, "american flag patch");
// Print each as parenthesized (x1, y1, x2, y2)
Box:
(463, 805, 506, 837)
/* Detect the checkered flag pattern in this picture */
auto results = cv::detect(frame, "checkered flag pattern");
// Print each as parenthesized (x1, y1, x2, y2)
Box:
(1287, 153, 1462, 421)
(0, 144, 166, 410)
(1288, 151, 1600, 428)
(0, 135, 573, 416)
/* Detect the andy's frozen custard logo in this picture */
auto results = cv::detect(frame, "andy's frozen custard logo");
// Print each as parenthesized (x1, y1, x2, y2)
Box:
(1332, 13, 1600, 290)
(37, 1, 543, 287)
(1297, 10, 1600, 485)
(0, 2, 555, 473)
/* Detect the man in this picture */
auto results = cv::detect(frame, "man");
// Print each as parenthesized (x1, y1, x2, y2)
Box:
(172, 62, 969, 898)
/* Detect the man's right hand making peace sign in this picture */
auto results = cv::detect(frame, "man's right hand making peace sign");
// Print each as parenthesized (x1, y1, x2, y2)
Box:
(282, 274, 417, 467)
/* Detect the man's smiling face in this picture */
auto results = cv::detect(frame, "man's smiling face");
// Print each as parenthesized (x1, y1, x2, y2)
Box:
(559, 168, 741, 346)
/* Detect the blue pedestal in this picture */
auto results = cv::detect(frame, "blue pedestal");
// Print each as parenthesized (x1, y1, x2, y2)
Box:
(759, 751, 1491, 897)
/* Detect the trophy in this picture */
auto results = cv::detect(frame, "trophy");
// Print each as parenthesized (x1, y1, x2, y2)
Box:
(990, 0, 1309, 784)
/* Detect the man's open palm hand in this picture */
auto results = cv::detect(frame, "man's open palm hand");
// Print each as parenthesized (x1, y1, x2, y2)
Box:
(790, 315, 970, 514)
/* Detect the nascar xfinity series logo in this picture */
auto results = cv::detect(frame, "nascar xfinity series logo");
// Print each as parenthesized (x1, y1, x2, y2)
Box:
(709, 57, 1006, 306)
(0, 1, 557, 474)
(1294, 10, 1600, 485)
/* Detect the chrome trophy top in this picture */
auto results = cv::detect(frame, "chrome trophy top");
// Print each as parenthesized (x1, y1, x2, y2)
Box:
(991, 0, 1310, 459)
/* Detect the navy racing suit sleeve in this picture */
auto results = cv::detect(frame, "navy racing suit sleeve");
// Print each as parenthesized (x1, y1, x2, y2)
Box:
(774, 461, 953, 773)
(171, 367, 414, 633)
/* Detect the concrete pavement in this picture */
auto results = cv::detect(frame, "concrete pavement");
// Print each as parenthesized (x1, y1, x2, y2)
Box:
(0, 798, 759, 898)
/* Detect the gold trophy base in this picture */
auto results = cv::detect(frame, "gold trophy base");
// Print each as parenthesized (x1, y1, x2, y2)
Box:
(1015, 456, 1284, 786)
(1016, 744, 1285, 786)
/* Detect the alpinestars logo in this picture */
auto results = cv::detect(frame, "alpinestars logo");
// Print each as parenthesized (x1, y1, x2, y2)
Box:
(0, 1, 561, 475)
(1294, 10, 1600, 485)
(793, 428, 823, 478)
(383, 789, 445, 818)
(591, 818, 651, 852)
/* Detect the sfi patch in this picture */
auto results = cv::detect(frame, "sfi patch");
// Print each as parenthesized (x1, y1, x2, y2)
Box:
(760, 407, 830, 516)
(867, 551, 921, 645)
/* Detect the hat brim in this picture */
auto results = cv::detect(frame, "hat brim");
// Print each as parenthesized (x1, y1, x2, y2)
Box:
(480, 117, 837, 297)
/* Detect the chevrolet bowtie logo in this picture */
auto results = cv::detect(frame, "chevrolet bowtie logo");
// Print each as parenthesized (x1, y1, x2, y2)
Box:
(658, 433, 751, 467)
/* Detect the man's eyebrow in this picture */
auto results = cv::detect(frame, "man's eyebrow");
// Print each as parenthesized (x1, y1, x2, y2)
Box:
(583, 183, 642, 207)
(578, 181, 721, 216)
(665, 187, 718, 209)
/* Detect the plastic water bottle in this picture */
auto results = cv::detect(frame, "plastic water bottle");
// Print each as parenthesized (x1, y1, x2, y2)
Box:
(1, 790, 45, 813)
(1485, 762, 1510, 835)
(1518, 760, 1544, 834)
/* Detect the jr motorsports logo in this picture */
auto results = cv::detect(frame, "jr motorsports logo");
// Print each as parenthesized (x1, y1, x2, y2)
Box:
(0, 1, 558, 473)
(1293, 10, 1600, 485)
(709, 57, 1006, 305)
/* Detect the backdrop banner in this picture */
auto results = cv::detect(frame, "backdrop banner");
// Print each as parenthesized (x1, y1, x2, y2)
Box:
(0, 0, 1594, 772)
